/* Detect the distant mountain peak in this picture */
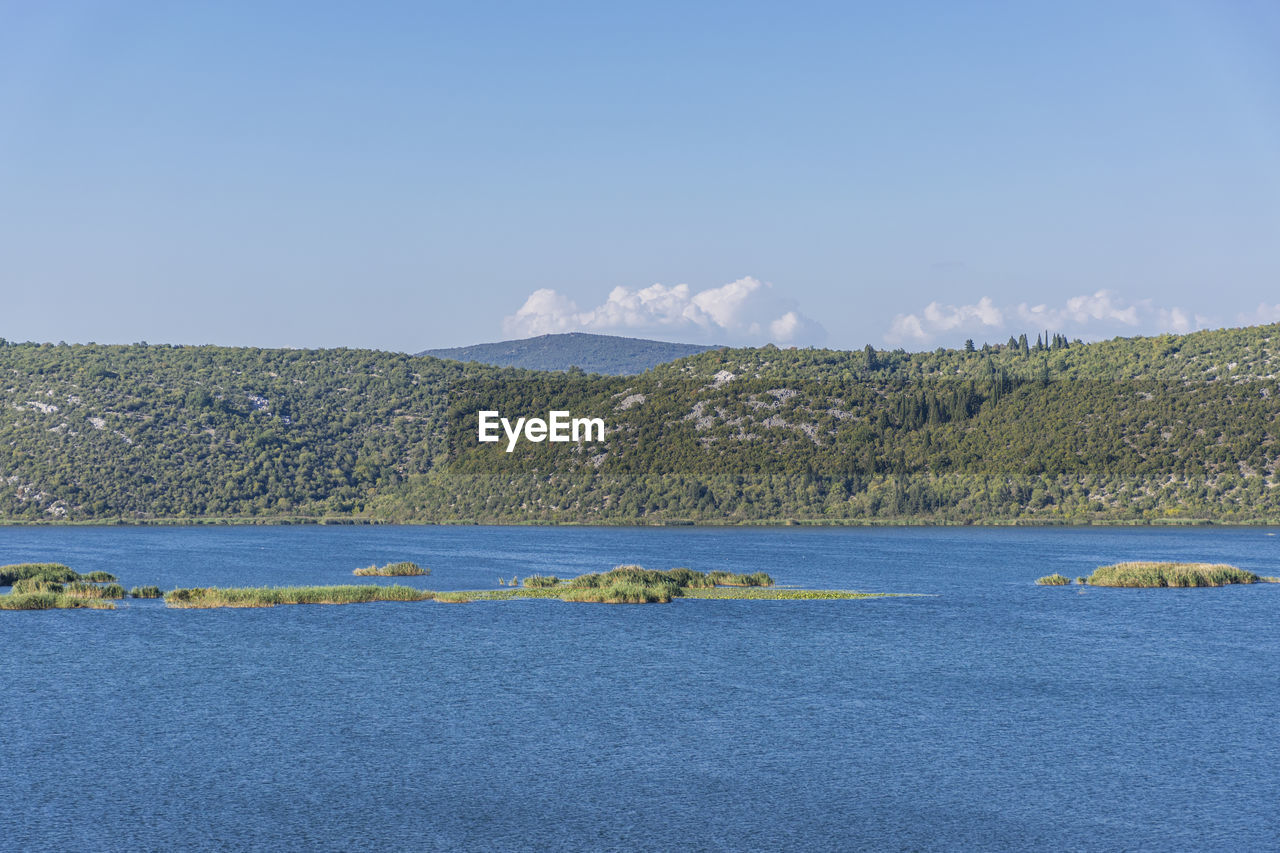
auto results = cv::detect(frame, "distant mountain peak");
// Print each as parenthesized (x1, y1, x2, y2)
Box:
(418, 332, 720, 375)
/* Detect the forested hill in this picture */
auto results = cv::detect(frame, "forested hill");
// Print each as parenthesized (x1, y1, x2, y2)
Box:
(1, 323, 1279, 524)
(654, 323, 1280, 384)
(419, 332, 719, 374)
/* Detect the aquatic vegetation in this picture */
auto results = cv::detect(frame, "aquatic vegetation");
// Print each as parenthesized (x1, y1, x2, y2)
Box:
(433, 591, 476, 603)
(164, 584, 433, 608)
(63, 582, 125, 600)
(0, 560, 891, 611)
(569, 566, 703, 589)
(10, 576, 66, 594)
(444, 588, 563, 602)
(352, 561, 428, 577)
(571, 566, 775, 589)
(0, 563, 80, 586)
(1036, 574, 1072, 585)
(560, 581, 679, 603)
(82, 571, 119, 583)
(680, 587, 892, 600)
(443, 584, 892, 603)
(1086, 562, 1259, 588)
(706, 570, 775, 587)
(522, 575, 562, 588)
(446, 566, 881, 604)
(0, 592, 115, 610)
(0, 563, 125, 609)
(1261, 576, 1280, 583)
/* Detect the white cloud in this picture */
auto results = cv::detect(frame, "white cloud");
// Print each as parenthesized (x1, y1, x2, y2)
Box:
(886, 290, 1207, 347)
(1014, 291, 1140, 329)
(886, 313, 928, 343)
(1240, 303, 1280, 326)
(769, 311, 801, 341)
(503, 277, 825, 345)
(887, 296, 1004, 344)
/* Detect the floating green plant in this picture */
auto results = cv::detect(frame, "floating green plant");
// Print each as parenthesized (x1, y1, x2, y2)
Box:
(1036, 574, 1072, 586)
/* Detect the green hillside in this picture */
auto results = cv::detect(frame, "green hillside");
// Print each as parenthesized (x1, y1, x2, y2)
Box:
(419, 332, 719, 375)
(1, 324, 1279, 524)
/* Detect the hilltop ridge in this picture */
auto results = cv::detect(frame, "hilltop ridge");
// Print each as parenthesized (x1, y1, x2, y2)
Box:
(418, 332, 720, 375)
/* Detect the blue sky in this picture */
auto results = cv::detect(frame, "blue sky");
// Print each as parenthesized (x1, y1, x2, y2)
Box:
(1, 1, 1277, 351)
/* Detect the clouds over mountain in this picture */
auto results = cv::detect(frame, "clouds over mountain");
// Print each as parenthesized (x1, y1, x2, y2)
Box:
(1241, 303, 1280, 326)
(503, 277, 825, 345)
(886, 290, 1209, 346)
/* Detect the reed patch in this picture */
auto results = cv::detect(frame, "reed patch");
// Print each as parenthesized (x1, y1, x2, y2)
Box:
(352, 561, 429, 577)
(1084, 562, 1260, 588)
(164, 584, 433, 608)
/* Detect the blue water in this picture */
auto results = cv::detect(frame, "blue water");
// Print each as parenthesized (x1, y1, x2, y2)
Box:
(1, 526, 1278, 852)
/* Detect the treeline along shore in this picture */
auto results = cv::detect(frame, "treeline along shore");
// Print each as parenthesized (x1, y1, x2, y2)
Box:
(3, 322, 1280, 524)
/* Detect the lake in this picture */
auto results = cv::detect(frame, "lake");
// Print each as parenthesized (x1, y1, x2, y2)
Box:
(1, 525, 1277, 851)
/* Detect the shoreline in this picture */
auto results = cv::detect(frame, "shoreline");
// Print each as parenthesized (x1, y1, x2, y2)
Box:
(3, 516, 1280, 529)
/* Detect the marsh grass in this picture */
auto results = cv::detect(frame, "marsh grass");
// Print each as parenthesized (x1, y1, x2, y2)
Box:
(560, 581, 679, 603)
(352, 561, 428, 577)
(459, 565, 870, 604)
(0, 592, 115, 610)
(82, 571, 118, 583)
(1260, 576, 1280, 583)
(680, 588, 895, 600)
(452, 588, 563, 601)
(566, 565, 771, 590)
(129, 586, 163, 599)
(1086, 562, 1259, 588)
(10, 576, 65, 594)
(1036, 574, 1072, 586)
(62, 582, 125, 600)
(707, 570, 775, 587)
(0, 563, 123, 609)
(0, 563, 80, 586)
(444, 586, 894, 603)
(521, 575, 562, 588)
(432, 591, 476, 603)
(164, 584, 433, 608)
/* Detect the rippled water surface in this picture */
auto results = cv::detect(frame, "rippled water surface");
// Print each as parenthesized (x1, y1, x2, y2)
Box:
(2, 525, 1278, 851)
